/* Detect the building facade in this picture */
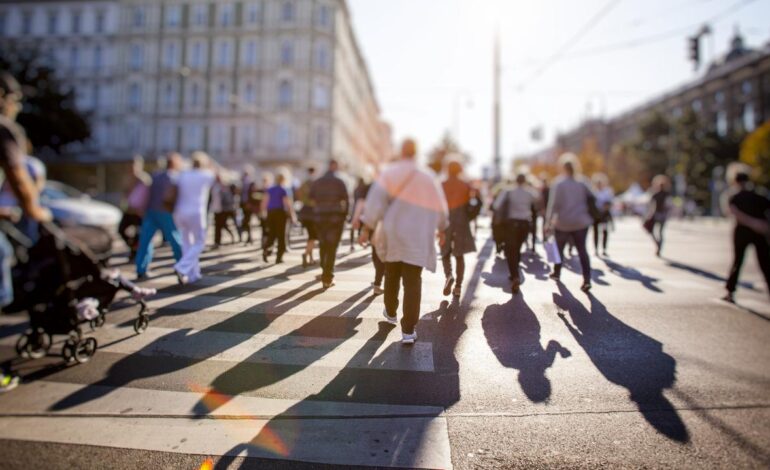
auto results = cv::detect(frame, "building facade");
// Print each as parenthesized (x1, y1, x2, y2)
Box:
(0, 0, 391, 174)
(528, 32, 770, 167)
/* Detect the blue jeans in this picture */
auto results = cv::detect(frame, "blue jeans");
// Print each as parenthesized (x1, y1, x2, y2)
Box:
(135, 209, 182, 276)
(0, 232, 13, 308)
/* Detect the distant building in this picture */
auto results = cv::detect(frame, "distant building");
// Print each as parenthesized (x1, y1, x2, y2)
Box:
(0, 0, 391, 174)
(528, 31, 770, 165)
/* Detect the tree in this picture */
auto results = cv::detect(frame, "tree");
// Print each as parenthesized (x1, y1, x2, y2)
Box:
(626, 111, 671, 184)
(607, 143, 645, 193)
(427, 132, 464, 174)
(0, 48, 91, 154)
(577, 136, 606, 177)
(740, 120, 770, 188)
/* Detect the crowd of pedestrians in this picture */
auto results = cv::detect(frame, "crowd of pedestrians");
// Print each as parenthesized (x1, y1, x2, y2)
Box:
(1, 64, 769, 392)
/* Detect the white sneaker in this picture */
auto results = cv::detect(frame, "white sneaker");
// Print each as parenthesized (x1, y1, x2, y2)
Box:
(382, 309, 397, 325)
(372, 284, 384, 295)
(401, 332, 417, 345)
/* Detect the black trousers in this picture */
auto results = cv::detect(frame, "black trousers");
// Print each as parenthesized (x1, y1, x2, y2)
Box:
(553, 227, 591, 284)
(118, 212, 142, 257)
(726, 226, 770, 294)
(503, 219, 531, 281)
(214, 211, 239, 245)
(372, 246, 385, 286)
(264, 210, 287, 260)
(240, 205, 253, 242)
(593, 221, 609, 252)
(441, 254, 465, 285)
(384, 262, 423, 334)
(316, 219, 344, 283)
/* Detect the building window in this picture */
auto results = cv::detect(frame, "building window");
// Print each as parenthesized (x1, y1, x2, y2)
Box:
(72, 11, 82, 34)
(95, 11, 106, 33)
(192, 3, 208, 27)
(163, 42, 179, 69)
(313, 83, 329, 109)
(129, 44, 143, 71)
(216, 83, 228, 107)
(70, 46, 80, 70)
(132, 6, 145, 29)
(714, 90, 724, 107)
(0, 13, 7, 36)
(163, 83, 177, 108)
(282, 2, 295, 22)
(190, 82, 201, 107)
(211, 124, 226, 151)
(128, 83, 142, 110)
(240, 125, 257, 152)
(743, 103, 756, 132)
(317, 5, 333, 28)
(165, 4, 182, 28)
(216, 40, 232, 68)
(22, 11, 33, 35)
(276, 123, 291, 150)
(186, 124, 203, 150)
(190, 41, 205, 69)
(219, 3, 234, 27)
(160, 124, 175, 150)
(47, 11, 58, 35)
(315, 43, 330, 70)
(280, 41, 294, 66)
(94, 46, 103, 71)
(741, 80, 752, 96)
(314, 125, 326, 151)
(246, 2, 261, 24)
(245, 82, 256, 105)
(278, 80, 293, 108)
(716, 110, 728, 137)
(691, 99, 702, 112)
(243, 40, 259, 67)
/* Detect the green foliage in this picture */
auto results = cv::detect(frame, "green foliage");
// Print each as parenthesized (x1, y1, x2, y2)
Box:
(0, 48, 91, 154)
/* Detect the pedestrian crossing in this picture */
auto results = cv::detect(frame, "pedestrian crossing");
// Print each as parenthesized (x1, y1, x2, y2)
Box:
(0, 237, 462, 469)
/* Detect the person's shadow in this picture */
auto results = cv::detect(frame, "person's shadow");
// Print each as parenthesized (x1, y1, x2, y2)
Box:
(602, 258, 663, 293)
(553, 284, 689, 443)
(563, 255, 609, 286)
(482, 296, 570, 403)
(521, 251, 550, 281)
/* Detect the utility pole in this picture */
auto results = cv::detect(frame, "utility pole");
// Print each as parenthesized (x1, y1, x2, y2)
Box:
(493, 29, 502, 182)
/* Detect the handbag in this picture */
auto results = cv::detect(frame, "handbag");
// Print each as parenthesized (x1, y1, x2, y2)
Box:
(585, 184, 603, 223)
(544, 236, 561, 264)
(372, 168, 418, 259)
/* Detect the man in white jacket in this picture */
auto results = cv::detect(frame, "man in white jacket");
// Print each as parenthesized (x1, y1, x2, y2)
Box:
(359, 139, 449, 344)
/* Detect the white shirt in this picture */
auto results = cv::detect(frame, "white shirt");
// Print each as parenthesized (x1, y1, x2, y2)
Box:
(174, 169, 215, 219)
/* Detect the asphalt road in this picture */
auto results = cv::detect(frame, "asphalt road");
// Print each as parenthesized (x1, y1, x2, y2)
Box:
(0, 217, 768, 469)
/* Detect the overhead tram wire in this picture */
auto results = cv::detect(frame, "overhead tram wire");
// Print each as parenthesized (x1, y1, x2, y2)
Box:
(517, 0, 623, 92)
(515, 0, 762, 89)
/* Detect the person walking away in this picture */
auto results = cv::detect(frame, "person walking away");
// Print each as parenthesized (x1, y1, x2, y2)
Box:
(592, 173, 615, 257)
(211, 178, 239, 248)
(527, 177, 538, 252)
(352, 174, 385, 294)
(239, 165, 258, 244)
(359, 139, 448, 345)
(539, 174, 551, 242)
(261, 171, 296, 264)
(296, 167, 318, 268)
(135, 152, 184, 280)
(351, 177, 370, 253)
(0, 71, 52, 392)
(440, 158, 477, 298)
(172, 152, 216, 284)
(722, 163, 770, 303)
(118, 155, 150, 260)
(494, 173, 540, 294)
(310, 160, 349, 289)
(545, 153, 594, 293)
(645, 175, 671, 257)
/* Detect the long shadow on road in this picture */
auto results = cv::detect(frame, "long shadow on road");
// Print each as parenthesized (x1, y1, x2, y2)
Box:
(553, 283, 689, 443)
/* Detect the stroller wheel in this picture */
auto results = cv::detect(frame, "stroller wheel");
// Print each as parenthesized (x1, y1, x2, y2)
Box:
(73, 337, 98, 364)
(16, 329, 52, 359)
(133, 315, 149, 334)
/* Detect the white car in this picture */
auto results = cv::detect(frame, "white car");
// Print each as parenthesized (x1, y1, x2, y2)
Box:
(41, 181, 123, 232)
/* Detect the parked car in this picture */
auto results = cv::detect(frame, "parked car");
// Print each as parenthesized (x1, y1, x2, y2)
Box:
(41, 181, 122, 233)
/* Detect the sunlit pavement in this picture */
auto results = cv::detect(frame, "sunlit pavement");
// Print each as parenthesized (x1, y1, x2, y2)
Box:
(0, 217, 768, 469)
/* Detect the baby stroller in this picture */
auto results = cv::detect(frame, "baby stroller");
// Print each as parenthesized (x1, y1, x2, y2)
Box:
(3, 221, 152, 364)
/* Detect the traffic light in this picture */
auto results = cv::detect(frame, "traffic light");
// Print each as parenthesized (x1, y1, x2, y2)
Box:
(688, 36, 700, 70)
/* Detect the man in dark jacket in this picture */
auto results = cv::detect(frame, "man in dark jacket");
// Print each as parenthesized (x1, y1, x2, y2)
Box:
(310, 160, 349, 289)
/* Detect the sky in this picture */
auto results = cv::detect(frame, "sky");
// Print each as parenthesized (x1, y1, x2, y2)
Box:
(347, 0, 770, 176)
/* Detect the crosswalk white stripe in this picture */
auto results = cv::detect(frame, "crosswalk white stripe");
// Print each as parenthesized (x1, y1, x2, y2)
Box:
(0, 324, 435, 373)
